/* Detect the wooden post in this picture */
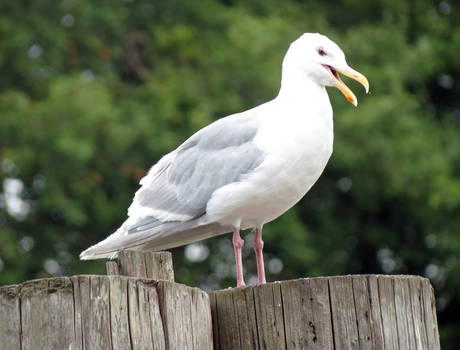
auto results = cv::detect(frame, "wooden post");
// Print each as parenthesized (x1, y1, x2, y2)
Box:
(106, 250, 174, 281)
(209, 275, 441, 350)
(0, 251, 441, 350)
(0, 251, 212, 350)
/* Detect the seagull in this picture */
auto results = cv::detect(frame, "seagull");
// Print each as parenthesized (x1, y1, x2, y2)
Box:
(80, 33, 369, 287)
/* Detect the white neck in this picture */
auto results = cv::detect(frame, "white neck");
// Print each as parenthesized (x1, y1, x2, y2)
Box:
(277, 62, 330, 108)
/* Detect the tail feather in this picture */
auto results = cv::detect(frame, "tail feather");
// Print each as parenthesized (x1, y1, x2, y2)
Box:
(79, 219, 230, 260)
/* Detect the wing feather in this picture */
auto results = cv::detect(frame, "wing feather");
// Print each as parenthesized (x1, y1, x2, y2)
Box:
(126, 114, 264, 231)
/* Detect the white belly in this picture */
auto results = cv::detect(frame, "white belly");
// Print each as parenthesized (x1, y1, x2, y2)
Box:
(206, 103, 333, 228)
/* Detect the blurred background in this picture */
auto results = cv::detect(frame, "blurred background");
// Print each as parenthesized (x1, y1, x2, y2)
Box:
(0, 0, 459, 347)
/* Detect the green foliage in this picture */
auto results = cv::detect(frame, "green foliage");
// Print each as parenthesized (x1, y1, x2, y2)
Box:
(0, 0, 459, 347)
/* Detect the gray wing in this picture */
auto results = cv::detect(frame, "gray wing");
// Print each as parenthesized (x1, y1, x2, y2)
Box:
(126, 114, 264, 232)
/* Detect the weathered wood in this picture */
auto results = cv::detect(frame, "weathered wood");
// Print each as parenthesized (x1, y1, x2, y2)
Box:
(253, 283, 286, 349)
(0, 275, 212, 350)
(351, 275, 384, 348)
(106, 260, 120, 275)
(209, 275, 440, 350)
(21, 278, 76, 350)
(329, 276, 359, 349)
(0, 247, 441, 350)
(421, 278, 441, 350)
(0, 285, 21, 350)
(112, 250, 175, 281)
(378, 275, 399, 350)
(280, 277, 332, 349)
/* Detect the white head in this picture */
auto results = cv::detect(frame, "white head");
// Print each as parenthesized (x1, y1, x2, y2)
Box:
(283, 33, 369, 106)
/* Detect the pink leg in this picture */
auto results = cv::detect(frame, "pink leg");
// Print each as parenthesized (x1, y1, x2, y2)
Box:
(232, 228, 246, 287)
(254, 227, 266, 284)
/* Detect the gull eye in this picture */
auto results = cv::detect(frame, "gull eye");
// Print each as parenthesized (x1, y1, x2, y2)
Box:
(317, 47, 327, 56)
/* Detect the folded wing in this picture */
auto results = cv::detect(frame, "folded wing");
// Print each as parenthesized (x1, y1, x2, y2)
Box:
(125, 113, 265, 233)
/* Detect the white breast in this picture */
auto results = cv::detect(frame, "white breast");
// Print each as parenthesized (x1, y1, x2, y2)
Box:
(206, 96, 334, 228)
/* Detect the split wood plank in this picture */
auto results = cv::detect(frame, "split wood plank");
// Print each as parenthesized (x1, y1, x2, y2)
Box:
(113, 250, 174, 281)
(0, 285, 21, 350)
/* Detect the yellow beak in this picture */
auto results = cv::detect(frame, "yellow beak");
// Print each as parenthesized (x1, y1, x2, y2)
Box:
(331, 67, 369, 106)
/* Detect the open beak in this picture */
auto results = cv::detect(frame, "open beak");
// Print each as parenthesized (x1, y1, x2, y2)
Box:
(323, 65, 369, 106)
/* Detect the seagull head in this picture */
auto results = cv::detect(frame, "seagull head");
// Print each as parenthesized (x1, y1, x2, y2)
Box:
(284, 33, 369, 106)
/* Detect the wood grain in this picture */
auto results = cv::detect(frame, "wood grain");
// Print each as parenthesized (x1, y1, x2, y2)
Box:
(0, 285, 21, 350)
(0, 250, 440, 350)
(20, 278, 75, 350)
(209, 275, 440, 350)
(0, 276, 211, 350)
(116, 250, 174, 281)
